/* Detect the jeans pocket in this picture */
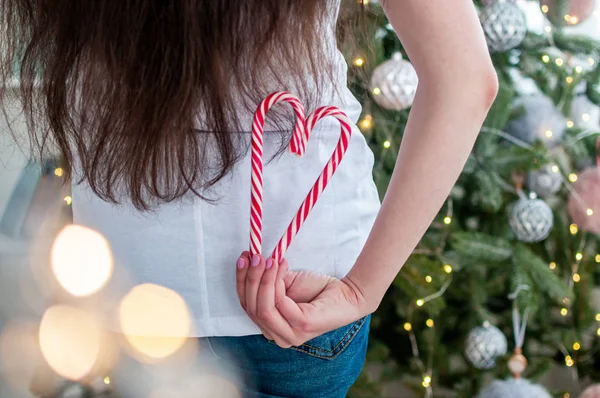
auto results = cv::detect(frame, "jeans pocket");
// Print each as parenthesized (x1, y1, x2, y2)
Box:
(268, 315, 370, 360)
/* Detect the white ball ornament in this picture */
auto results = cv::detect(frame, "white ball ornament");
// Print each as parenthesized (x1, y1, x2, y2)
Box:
(480, 0, 527, 53)
(506, 95, 566, 147)
(570, 95, 600, 131)
(509, 193, 554, 243)
(526, 164, 563, 198)
(477, 378, 552, 398)
(465, 323, 508, 369)
(370, 52, 418, 111)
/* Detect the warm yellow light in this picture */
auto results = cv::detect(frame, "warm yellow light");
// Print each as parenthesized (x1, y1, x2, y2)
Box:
(565, 393, 570, 398)
(416, 299, 424, 307)
(566, 76, 573, 84)
(54, 167, 64, 177)
(383, 140, 391, 149)
(570, 223, 579, 234)
(422, 375, 431, 388)
(590, 58, 596, 66)
(587, 208, 594, 216)
(566, 120, 574, 128)
(39, 305, 101, 380)
(353, 58, 365, 67)
(542, 4, 549, 13)
(542, 54, 550, 63)
(443, 216, 452, 225)
(549, 262, 557, 270)
(444, 264, 453, 274)
(104, 376, 111, 385)
(425, 275, 432, 283)
(51, 225, 113, 297)
(573, 342, 581, 351)
(573, 273, 581, 282)
(545, 129, 553, 138)
(556, 58, 564, 66)
(426, 319, 434, 328)
(545, 26, 552, 33)
(569, 173, 578, 182)
(64, 196, 72, 205)
(359, 115, 373, 130)
(119, 284, 192, 362)
(564, 14, 572, 22)
(565, 355, 574, 367)
(404, 322, 412, 331)
(596, 313, 600, 321)
(597, 327, 600, 336)
(561, 308, 568, 316)
(551, 165, 559, 173)
(582, 113, 591, 122)
(372, 87, 381, 95)
(576, 252, 583, 261)
(575, 66, 583, 73)
(596, 254, 600, 263)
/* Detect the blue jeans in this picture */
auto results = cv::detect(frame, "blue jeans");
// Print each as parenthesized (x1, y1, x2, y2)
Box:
(204, 315, 371, 398)
(112, 315, 370, 398)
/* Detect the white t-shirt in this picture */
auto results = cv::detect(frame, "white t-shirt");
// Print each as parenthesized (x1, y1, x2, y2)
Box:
(71, 0, 381, 337)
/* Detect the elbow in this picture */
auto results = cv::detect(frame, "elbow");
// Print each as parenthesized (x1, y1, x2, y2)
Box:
(481, 66, 499, 110)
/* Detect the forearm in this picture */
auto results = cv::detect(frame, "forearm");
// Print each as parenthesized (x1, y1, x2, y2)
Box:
(346, 75, 497, 311)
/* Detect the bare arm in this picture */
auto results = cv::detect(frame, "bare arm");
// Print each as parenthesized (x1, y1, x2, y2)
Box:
(344, 0, 499, 311)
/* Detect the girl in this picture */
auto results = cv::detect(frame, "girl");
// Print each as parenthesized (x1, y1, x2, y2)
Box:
(0, 0, 497, 396)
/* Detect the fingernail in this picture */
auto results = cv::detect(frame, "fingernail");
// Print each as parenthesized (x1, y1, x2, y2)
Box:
(266, 258, 273, 269)
(237, 258, 246, 269)
(251, 254, 261, 267)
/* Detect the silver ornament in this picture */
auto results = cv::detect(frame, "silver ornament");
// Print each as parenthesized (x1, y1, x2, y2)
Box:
(477, 378, 552, 398)
(465, 323, 508, 369)
(526, 164, 563, 198)
(370, 52, 418, 111)
(509, 196, 554, 243)
(505, 95, 566, 147)
(480, 1, 527, 53)
(570, 95, 600, 131)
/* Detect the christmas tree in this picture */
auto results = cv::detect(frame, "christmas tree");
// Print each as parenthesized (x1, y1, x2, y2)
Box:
(343, 0, 600, 397)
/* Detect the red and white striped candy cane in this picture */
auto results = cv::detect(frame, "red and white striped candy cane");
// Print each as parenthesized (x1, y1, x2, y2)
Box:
(270, 106, 352, 263)
(250, 92, 306, 257)
(250, 94, 352, 264)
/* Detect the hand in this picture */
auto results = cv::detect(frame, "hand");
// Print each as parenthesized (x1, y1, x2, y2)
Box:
(235, 251, 372, 348)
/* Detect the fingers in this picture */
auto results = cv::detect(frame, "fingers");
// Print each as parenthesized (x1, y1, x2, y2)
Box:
(256, 258, 297, 347)
(235, 251, 251, 311)
(245, 254, 266, 318)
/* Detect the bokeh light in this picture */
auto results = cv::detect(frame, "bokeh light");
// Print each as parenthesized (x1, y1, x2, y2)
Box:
(39, 305, 101, 380)
(119, 284, 192, 361)
(51, 225, 113, 297)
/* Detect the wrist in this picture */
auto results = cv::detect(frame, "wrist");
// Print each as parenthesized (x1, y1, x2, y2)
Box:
(341, 273, 381, 315)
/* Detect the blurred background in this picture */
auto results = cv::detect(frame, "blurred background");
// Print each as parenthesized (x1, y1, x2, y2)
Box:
(1, 0, 600, 397)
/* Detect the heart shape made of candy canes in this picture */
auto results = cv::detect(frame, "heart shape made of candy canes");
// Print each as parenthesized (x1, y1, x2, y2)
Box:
(250, 91, 352, 264)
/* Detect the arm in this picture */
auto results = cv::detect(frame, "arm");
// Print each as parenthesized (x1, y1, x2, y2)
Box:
(344, 0, 498, 311)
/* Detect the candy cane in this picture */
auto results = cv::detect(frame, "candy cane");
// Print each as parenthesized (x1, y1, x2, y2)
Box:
(250, 92, 306, 257)
(270, 106, 352, 263)
(250, 93, 352, 264)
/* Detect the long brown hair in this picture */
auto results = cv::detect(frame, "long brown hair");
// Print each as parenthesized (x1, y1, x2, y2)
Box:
(0, 0, 365, 210)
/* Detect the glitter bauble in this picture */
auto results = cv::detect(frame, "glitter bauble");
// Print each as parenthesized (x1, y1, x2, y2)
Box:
(506, 95, 566, 147)
(465, 324, 508, 369)
(477, 378, 552, 398)
(370, 53, 418, 111)
(526, 164, 563, 198)
(480, 0, 527, 53)
(509, 196, 554, 242)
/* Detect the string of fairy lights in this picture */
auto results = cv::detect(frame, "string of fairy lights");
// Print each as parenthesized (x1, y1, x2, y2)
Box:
(351, 1, 600, 393)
